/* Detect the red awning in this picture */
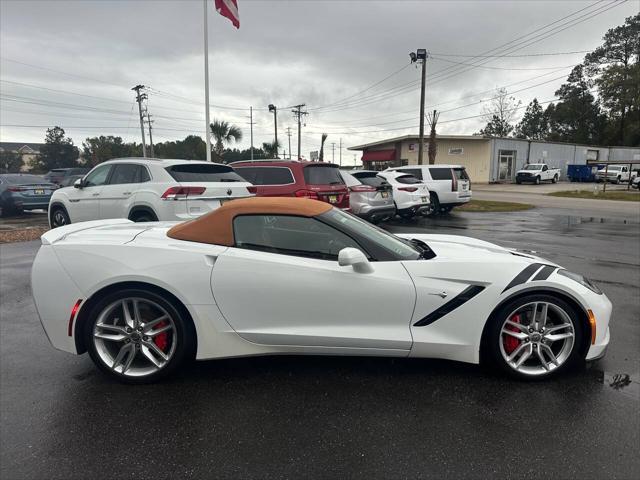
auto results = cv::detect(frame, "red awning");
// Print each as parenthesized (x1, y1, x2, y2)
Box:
(362, 149, 396, 162)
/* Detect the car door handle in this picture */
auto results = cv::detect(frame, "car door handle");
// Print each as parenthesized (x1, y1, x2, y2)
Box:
(123, 192, 131, 195)
(92, 193, 100, 197)
(428, 291, 448, 299)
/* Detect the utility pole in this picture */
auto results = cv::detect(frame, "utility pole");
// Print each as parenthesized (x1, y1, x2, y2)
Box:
(248, 106, 255, 160)
(331, 142, 336, 163)
(291, 104, 307, 160)
(268, 104, 278, 158)
(339, 137, 342, 166)
(132, 85, 147, 157)
(410, 49, 428, 165)
(286, 127, 292, 160)
(146, 112, 154, 157)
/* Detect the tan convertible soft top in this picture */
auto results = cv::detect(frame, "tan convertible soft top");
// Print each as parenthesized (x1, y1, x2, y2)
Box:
(167, 197, 333, 246)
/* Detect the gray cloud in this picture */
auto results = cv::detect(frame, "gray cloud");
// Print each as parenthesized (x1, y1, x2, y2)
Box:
(1, 0, 636, 163)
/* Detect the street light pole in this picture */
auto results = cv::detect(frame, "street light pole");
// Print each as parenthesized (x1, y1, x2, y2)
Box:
(269, 104, 278, 158)
(410, 49, 428, 165)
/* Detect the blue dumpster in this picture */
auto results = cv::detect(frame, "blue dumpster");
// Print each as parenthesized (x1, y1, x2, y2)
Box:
(567, 164, 599, 182)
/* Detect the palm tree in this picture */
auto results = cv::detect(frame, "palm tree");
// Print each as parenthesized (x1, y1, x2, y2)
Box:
(210, 119, 242, 160)
(319, 133, 328, 162)
(262, 139, 281, 158)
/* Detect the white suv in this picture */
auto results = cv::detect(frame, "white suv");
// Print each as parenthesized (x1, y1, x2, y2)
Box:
(48, 158, 255, 228)
(385, 165, 472, 213)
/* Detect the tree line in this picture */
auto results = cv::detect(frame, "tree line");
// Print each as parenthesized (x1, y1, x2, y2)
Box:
(478, 13, 639, 146)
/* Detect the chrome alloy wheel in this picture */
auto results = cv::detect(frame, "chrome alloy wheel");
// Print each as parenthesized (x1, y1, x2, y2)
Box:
(92, 298, 177, 377)
(499, 301, 575, 376)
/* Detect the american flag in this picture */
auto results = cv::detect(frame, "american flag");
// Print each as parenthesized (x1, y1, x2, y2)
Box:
(215, 0, 240, 29)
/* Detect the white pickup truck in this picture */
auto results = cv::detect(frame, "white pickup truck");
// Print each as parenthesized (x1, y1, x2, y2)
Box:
(515, 163, 561, 184)
(595, 165, 634, 184)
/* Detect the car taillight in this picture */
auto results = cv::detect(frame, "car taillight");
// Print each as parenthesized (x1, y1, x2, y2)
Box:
(161, 186, 206, 200)
(451, 170, 458, 191)
(349, 185, 376, 193)
(246, 186, 257, 194)
(7, 186, 27, 192)
(294, 189, 319, 199)
(398, 187, 418, 192)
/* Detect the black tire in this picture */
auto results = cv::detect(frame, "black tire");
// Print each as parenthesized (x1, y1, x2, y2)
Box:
(484, 293, 584, 380)
(534, 176, 541, 185)
(428, 193, 441, 216)
(130, 210, 158, 222)
(516, 179, 522, 185)
(441, 206, 453, 214)
(552, 175, 558, 184)
(84, 288, 196, 384)
(50, 206, 70, 228)
(615, 176, 621, 184)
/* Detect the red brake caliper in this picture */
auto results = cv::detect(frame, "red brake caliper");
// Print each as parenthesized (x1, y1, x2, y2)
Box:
(504, 314, 521, 354)
(153, 321, 169, 352)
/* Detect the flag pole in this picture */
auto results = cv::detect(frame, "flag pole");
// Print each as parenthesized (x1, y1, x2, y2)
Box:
(204, 0, 212, 162)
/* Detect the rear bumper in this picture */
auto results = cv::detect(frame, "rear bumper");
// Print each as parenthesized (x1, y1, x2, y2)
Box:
(356, 205, 396, 221)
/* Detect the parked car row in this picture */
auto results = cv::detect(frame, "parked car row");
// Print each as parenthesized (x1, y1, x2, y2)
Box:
(2, 157, 471, 227)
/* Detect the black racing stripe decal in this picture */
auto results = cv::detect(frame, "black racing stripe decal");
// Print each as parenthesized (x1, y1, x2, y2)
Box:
(413, 285, 485, 327)
(532, 265, 556, 281)
(501, 263, 544, 293)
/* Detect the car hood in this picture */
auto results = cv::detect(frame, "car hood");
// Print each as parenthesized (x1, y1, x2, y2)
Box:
(396, 233, 559, 267)
(516, 169, 539, 174)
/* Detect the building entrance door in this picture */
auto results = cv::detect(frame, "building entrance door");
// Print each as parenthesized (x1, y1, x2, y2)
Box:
(498, 150, 516, 181)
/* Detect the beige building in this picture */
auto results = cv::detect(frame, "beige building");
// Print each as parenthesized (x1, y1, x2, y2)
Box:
(348, 135, 640, 183)
(0, 142, 44, 172)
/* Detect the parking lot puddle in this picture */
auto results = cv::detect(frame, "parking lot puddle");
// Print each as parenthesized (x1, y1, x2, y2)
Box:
(596, 371, 640, 400)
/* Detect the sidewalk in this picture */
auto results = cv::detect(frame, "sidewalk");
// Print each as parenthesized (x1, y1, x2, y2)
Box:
(472, 181, 632, 194)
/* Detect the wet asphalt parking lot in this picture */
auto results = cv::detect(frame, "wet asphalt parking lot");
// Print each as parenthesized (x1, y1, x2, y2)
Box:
(1, 207, 639, 479)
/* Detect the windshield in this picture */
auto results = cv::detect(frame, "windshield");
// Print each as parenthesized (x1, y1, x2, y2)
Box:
(524, 165, 543, 170)
(396, 174, 422, 184)
(303, 165, 344, 185)
(351, 171, 387, 188)
(453, 168, 469, 180)
(166, 164, 246, 182)
(320, 208, 422, 260)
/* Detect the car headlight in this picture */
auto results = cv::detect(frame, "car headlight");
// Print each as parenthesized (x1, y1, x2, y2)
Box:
(557, 269, 602, 294)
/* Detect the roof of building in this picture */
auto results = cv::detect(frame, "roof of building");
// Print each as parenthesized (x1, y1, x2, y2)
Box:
(167, 197, 332, 246)
(0, 142, 46, 153)
(348, 135, 640, 152)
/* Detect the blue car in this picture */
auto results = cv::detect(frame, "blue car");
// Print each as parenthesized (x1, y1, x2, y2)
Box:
(0, 174, 58, 216)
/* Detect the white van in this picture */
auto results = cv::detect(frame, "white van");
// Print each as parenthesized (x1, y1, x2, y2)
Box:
(385, 165, 472, 213)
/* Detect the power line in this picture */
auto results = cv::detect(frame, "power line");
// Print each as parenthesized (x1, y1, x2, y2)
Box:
(428, 50, 592, 58)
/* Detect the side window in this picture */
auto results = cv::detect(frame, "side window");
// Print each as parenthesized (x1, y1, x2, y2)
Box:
(137, 165, 151, 182)
(542, 165, 548, 171)
(402, 168, 423, 180)
(428, 168, 453, 180)
(84, 165, 112, 187)
(109, 164, 139, 185)
(233, 215, 365, 260)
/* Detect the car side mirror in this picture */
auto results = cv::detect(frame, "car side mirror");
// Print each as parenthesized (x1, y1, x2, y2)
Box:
(74, 178, 83, 189)
(338, 247, 374, 274)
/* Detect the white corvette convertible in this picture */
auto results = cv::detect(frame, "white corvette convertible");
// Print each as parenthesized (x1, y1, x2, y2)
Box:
(31, 198, 611, 383)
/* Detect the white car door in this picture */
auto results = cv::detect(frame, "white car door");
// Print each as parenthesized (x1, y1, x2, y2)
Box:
(210, 214, 416, 351)
(100, 163, 144, 219)
(65, 163, 112, 222)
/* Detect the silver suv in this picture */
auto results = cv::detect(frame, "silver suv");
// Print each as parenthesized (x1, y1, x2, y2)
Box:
(340, 170, 395, 223)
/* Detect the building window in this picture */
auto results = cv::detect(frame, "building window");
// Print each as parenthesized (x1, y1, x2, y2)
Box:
(586, 149, 599, 161)
(448, 147, 463, 155)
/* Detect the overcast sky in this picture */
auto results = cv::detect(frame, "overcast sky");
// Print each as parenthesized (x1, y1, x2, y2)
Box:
(0, 0, 636, 164)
